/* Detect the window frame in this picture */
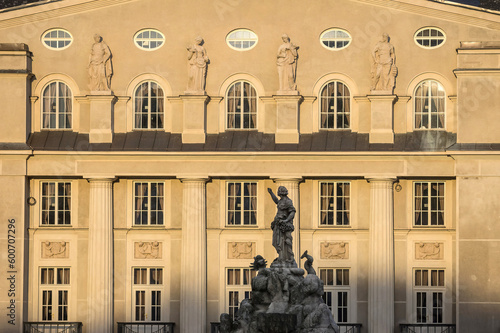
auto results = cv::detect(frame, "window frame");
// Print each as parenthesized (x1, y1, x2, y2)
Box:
(413, 181, 445, 228)
(133, 181, 165, 226)
(412, 268, 446, 324)
(319, 28, 352, 51)
(226, 181, 258, 227)
(133, 81, 165, 130)
(225, 268, 257, 320)
(414, 27, 446, 49)
(225, 81, 258, 131)
(413, 80, 446, 130)
(133, 29, 165, 51)
(319, 181, 351, 227)
(39, 267, 71, 322)
(132, 267, 164, 322)
(319, 268, 351, 323)
(40, 181, 72, 226)
(41, 81, 73, 130)
(226, 29, 258, 51)
(319, 81, 351, 130)
(41, 28, 73, 50)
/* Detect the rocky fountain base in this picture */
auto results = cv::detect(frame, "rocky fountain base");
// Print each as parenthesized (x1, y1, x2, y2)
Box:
(220, 253, 339, 333)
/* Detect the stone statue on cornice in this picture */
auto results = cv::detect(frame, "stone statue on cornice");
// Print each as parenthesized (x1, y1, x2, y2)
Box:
(88, 34, 112, 92)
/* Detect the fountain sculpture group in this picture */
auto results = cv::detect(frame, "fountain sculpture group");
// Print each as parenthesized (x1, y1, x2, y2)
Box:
(219, 186, 340, 333)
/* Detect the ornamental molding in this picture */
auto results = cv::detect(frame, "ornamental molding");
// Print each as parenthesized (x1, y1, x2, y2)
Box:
(415, 242, 444, 260)
(227, 242, 255, 259)
(41, 241, 69, 258)
(134, 241, 162, 259)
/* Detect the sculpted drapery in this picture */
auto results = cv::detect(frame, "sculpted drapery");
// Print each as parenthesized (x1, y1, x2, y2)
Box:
(186, 36, 209, 94)
(88, 34, 112, 91)
(277, 34, 299, 92)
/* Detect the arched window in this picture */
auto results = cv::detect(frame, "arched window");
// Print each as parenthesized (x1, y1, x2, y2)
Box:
(414, 80, 445, 129)
(226, 81, 257, 130)
(42, 81, 72, 129)
(320, 81, 350, 129)
(134, 81, 164, 129)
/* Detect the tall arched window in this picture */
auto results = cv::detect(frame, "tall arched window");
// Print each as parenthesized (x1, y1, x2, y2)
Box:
(320, 81, 350, 129)
(226, 81, 257, 130)
(414, 80, 445, 129)
(42, 81, 72, 129)
(134, 81, 164, 129)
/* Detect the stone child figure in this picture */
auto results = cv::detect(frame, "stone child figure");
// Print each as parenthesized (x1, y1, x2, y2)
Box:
(186, 36, 209, 93)
(88, 34, 112, 91)
(268, 186, 296, 263)
(277, 34, 299, 92)
(370, 33, 397, 92)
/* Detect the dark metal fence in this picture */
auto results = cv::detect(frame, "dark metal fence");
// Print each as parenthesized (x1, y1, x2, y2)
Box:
(23, 322, 83, 333)
(117, 322, 175, 333)
(400, 324, 456, 333)
(211, 322, 361, 332)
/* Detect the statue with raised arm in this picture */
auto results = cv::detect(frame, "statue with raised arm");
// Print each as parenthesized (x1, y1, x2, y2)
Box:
(370, 33, 397, 92)
(88, 34, 112, 91)
(268, 186, 296, 265)
(277, 34, 299, 93)
(186, 36, 209, 94)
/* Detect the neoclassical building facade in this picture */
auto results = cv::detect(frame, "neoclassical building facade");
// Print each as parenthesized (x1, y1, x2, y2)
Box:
(0, 0, 499, 332)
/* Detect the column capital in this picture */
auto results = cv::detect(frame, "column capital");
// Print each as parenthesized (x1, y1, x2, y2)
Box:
(177, 176, 210, 183)
(270, 176, 304, 183)
(364, 176, 398, 183)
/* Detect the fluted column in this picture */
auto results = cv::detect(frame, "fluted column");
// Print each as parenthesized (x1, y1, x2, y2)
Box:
(87, 178, 114, 333)
(272, 177, 302, 265)
(367, 177, 396, 333)
(179, 177, 209, 333)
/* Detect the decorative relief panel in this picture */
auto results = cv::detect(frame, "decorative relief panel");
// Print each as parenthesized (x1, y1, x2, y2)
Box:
(228, 242, 255, 259)
(320, 242, 349, 259)
(415, 242, 443, 260)
(42, 241, 69, 258)
(134, 241, 162, 259)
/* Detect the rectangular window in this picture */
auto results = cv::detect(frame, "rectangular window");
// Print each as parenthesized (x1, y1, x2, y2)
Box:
(227, 182, 257, 226)
(413, 269, 445, 323)
(319, 268, 350, 323)
(132, 267, 163, 322)
(226, 268, 257, 319)
(414, 182, 445, 226)
(320, 182, 350, 226)
(134, 182, 164, 226)
(41, 182, 71, 225)
(40, 267, 70, 321)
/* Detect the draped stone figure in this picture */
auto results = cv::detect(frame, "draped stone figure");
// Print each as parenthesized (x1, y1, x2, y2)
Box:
(88, 34, 112, 91)
(277, 34, 299, 93)
(268, 186, 296, 265)
(370, 33, 397, 92)
(186, 36, 209, 94)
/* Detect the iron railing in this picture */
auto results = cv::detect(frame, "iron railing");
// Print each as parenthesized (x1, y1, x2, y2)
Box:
(23, 322, 82, 333)
(211, 322, 361, 332)
(117, 322, 175, 333)
(400, 324, 456, 333)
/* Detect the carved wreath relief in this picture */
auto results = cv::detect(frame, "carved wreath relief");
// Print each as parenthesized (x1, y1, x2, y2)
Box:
(320, 242, 349, 259)
(227, 242, 255, 259)
(415, 242, 443, 260)
(134, 241, 162, 259)
(42, 241, 69, 258)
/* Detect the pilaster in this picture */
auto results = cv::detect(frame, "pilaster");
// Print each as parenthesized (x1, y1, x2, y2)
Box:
(180, 95, 209, 144)
(366, 177, 396, 333)
(88, 93, 116, 143)
(367, 94, 396, 144)
(87, 177, 115, 333)
(178, 177, 209, 333)
(272, 177, 302, 265)
(273, 95, 303, 144)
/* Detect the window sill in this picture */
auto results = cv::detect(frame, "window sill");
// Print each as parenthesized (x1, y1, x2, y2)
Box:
(225, 224, 259, 228)
(40, 128, 73, 131)
(131, 225, 166, 228)
(412, 225, 447, 229)
(318, 225, 352, 228)
(224, 129, 259, 132)
(318, 128, 352, 131)
(132, 129, 166, 131)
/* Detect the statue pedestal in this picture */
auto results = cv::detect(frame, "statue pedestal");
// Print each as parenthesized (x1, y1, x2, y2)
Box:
(88, 92, 115, 143)
(274, 95, 303, 144)
(256, 313, 297, 333)
(367, 94, 396, 144)
(180, 95, 208, 144)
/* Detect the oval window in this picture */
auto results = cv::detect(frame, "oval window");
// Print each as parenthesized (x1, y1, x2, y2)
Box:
(41, 29, 73, 50)
(134, 29, 165, 51)
(414, 27, 446, 49)
(320, 28, 352, 50)
(226, 29, 258, 51)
